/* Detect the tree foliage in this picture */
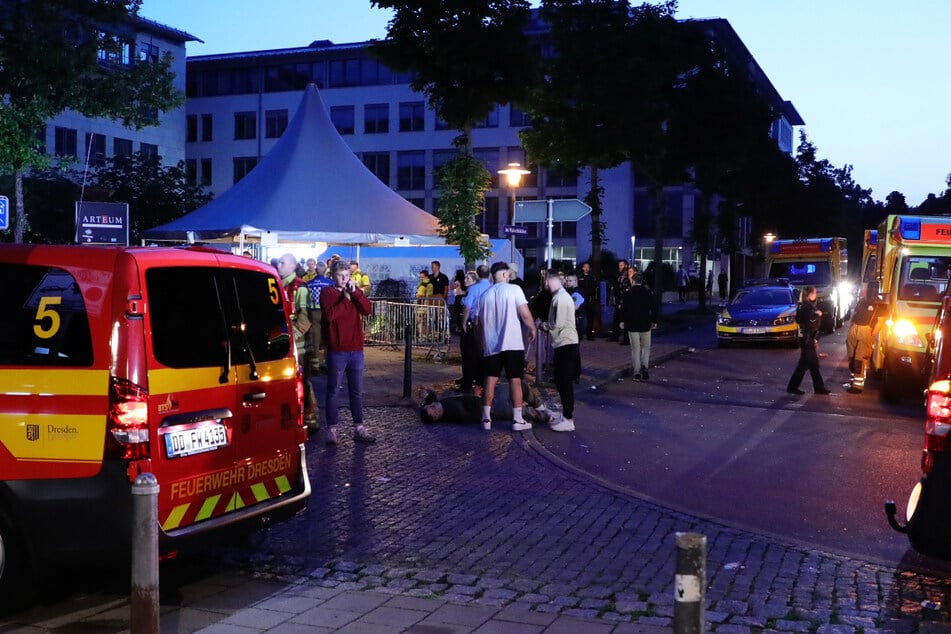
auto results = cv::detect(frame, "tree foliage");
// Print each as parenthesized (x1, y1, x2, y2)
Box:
(87, 152, 212, 243)
(0, 0, 183, 242)
(434, 150, 493, 264)
(370, 0, 535, 133)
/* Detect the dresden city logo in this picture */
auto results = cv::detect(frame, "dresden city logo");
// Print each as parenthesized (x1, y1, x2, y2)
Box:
(26, 423, 40, 442)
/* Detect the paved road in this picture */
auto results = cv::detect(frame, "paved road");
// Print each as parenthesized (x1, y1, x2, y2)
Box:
(5, 303, 951, 632)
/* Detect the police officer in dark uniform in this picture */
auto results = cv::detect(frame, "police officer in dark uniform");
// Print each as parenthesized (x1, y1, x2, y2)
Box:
(786, 285, 831, 395)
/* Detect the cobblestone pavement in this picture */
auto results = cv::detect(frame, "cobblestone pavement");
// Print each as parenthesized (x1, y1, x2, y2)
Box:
(200, 406, 951, 633)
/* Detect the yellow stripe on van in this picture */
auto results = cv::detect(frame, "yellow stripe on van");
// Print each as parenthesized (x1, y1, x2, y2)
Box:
(195, 494, 221, 522)
(227, 491, 246, 511)
(0, 414, 107, 462)
(148, 358, 297, 393)
(163, 503, 190, 531)
(275, 476, 291, 494)
(0, 369, 109, 395)
(250, 482, 269, 502)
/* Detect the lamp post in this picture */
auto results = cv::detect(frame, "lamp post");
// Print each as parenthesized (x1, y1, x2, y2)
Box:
(763, 232, 776, 277)
(498, 162, 531, 264)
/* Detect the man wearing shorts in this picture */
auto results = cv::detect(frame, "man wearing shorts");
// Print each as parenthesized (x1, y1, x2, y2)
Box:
(476, 261, 537, 432)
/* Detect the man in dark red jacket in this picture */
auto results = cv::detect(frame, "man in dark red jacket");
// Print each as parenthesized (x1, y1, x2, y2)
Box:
(320, 261, 375, 445)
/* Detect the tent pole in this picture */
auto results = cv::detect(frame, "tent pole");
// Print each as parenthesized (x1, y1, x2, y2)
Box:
(239, 233, 245, 256)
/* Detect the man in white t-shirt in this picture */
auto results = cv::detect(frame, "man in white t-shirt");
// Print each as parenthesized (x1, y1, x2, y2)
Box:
(476, 261, 537, 432)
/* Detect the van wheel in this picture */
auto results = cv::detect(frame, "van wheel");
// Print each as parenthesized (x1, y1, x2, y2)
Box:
(0, 506, 36, 615)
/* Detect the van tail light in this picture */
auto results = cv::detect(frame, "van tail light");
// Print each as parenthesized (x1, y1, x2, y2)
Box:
(106, 377, 150, 460)
(294, 373, 306, 429)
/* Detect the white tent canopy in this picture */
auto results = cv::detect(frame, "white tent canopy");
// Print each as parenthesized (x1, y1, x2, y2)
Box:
(144, 84, 443, 246)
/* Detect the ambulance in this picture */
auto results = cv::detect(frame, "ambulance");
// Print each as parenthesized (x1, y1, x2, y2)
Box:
(872, 215, 951, 402)
(765, 237, 850, 332)
(0, 245, 311, 611)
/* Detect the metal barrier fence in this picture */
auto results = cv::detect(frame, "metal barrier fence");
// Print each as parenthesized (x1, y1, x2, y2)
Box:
(363, 298, 451, 355)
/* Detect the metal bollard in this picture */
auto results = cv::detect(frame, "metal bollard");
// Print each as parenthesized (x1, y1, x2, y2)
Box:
(403, 323, 413, 398)
(131, 473, 160, 634)
(674, 532, 706, 634)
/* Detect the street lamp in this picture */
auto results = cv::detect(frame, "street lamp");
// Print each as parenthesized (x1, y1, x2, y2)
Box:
(498, 162, 531, 263)
(763, 232, 776, 277)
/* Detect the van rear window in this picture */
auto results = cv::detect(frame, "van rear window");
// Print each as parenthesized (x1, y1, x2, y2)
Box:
(147, 267, 291, 369)
(0, 264, 94, 366)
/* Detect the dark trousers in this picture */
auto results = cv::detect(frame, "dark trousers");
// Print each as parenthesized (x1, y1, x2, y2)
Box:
(553, 344, 579, 419)
(584, 299, 597, 338)
(460, 328, 483, 392)
(787, 337, 826, 392)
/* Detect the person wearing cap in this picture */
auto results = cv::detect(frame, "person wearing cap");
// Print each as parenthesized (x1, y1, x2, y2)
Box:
(320, 260, 376, 445)
(535, 269, 579, 431)
(619, 272, 657, 380)
(475, 261, 536, 431)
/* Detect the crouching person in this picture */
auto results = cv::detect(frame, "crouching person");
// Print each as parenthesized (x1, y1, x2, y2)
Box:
(846, 282, 883, 394)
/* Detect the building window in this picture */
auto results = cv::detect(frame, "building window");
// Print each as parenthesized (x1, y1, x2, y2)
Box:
(546, 166, 578, 188)
(330, 106, 355, 135)
(399, 102, 424, 132)
(200, 158, 212, 187)
(473, 147, 501, 188)
(397, 151, 425, 190)
(234, 112, 256, 140)
(98, 35, 132, 66)
(113, 137, 132, 157)
(185, 159, 197, 185)
(265, 63, 313, 92)
(474, 105, 500, 129)
(329, 59, 361, 87)
(54, 126, 77, 158)
(186, 115, 198, 143)
(362, 152, 390, 186)
(476, 196, 501, 234)
(510, 106, 532, 128)
(360, 59, 393, 86)
(201, 114, 213, 141)
(85, 133, 106, 168)
(140, 143, 158, 159)
(364, 103, 389, 134)
(233, 157, 258, 183)
(265, 109, 288, 138)
(138, 42, 159, 63)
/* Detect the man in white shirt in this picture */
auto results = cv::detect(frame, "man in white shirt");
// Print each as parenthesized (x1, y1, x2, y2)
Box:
(476, 261, 537, 431)
(536, 270, 579, 431)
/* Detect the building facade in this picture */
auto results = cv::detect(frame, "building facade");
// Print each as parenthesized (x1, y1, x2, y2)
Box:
(41, 17, 197, 177)
(184, 18, 801, 275)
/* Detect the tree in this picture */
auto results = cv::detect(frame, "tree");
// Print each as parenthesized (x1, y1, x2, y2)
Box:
(371, 1, 536, 262)
(521, 0, 634, 333)
(0, 0, 183, 243)
(435, 142, 493, 264)
(85, 152, 212, 243)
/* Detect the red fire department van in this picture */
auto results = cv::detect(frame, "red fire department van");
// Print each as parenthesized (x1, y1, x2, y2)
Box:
(0, 245, 311, 611)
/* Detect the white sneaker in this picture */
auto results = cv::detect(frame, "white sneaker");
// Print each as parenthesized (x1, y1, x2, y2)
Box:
(512, 421, 532, 432)
(549, 417, 575, 432)
(482, 419, 492, 431)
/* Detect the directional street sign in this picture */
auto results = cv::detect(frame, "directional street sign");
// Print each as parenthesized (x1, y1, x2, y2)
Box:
(502, 224, 528, 236)
(0, 195, 8, 231)
(515, 198, 592, 223)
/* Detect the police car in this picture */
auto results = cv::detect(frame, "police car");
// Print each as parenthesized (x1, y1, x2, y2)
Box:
(716, 279, 799, 347)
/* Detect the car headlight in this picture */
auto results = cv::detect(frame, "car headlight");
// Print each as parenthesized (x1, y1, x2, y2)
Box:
(891, 318, 924, 347)
(717, 311, 731, 326)
(774, 315, 795, 325)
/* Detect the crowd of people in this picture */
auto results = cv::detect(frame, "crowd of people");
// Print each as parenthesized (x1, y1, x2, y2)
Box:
(273, 253, 739, 444)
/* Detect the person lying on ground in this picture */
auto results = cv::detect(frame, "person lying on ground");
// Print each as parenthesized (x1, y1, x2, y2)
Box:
(419, 382, 551, 424)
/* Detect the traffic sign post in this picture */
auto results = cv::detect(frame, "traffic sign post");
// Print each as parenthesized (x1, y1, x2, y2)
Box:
(513, 199, 592, 268)
(0, 195, 9, 231)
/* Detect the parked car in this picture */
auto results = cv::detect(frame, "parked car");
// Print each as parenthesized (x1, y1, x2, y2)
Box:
(716, 279, 799, 347)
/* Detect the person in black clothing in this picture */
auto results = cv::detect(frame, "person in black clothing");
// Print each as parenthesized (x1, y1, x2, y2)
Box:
(577, 261, 598, 340)
(611, 260, 631, 342)
(619, 272, 657, 380)
(717, 270, 728, 300)
(786, 285, 831, 395)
